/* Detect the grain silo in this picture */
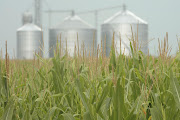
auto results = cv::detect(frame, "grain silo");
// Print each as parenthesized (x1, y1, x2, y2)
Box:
(101, 5, 148, 56)
(49, 11, 97, 57)
(17, 12, 43, 59)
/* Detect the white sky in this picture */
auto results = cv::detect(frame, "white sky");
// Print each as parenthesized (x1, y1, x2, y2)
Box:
(0, 0, 180, 58)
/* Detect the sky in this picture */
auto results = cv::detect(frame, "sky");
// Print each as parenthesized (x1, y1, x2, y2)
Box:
(0, 0, 180, 58)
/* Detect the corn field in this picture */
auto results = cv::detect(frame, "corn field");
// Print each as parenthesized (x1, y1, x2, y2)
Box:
(0, 33, 180, 120)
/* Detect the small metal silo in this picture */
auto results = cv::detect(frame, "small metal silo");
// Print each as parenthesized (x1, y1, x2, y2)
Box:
(22, 11, 33, 25)
(49, 11, 97, 57)
(17, 12, 43, 59)
(101, 5, 148, 56)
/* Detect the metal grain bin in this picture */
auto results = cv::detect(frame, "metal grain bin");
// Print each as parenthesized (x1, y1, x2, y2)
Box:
(101, 5, 148, 56)
(49, 12, 97, 57)
(17, 13, 43, 59)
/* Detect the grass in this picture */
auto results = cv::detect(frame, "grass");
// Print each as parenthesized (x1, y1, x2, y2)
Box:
(0, 33, 180, 120)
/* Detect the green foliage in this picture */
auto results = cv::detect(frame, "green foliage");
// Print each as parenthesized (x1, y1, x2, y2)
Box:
(0, 41, 180, 120)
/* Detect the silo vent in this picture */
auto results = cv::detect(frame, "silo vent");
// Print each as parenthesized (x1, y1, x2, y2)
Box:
(122, 4, 126, 12)
(71, 10, 75, 16)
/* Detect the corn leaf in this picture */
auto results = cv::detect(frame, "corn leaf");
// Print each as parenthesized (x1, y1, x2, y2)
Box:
(62, 113, 75, 120)
(1, 98, 14, 120)
(170, 70, 180, 109)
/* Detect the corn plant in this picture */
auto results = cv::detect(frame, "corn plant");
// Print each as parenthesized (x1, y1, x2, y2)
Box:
(0, 33, 180, 120)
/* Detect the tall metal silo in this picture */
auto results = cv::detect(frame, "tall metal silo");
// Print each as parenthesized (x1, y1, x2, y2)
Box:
(49, 11, 97, 57)
(101, 5, 148, 56)
(17, 12, 43, 59)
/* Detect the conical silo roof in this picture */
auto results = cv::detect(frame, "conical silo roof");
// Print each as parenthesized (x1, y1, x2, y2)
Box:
(103, 6, 147, 25)
(17, 23, 42, 31)
(52, 14, 95, 29)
